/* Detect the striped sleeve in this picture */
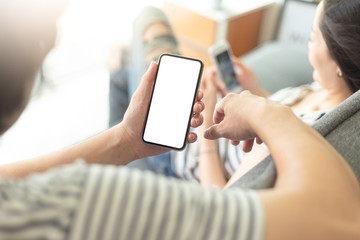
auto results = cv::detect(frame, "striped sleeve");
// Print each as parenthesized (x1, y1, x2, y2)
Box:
(0, 161, 87, 240)
(69, 164, 265, 240)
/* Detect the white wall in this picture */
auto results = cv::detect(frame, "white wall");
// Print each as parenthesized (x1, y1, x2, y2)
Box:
(0, 0, 284, 163)
(0, 0, 163, 163)
(258, 0, 284, 45)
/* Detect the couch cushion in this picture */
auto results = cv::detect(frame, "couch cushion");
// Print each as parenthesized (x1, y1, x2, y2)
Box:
(241, 41, 313, 93)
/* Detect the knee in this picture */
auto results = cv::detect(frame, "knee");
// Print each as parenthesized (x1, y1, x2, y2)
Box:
(133, 6, 168, 33)
(136, 6, 165, 21)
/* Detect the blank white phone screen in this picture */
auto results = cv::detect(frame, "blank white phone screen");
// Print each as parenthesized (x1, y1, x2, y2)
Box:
(143, 55, 202, 149)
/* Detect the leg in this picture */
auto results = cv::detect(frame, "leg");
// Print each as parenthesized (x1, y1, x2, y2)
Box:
(108, 6, 179, 127)
(108, 47, 130, 127)
(128, 6, 180, 98)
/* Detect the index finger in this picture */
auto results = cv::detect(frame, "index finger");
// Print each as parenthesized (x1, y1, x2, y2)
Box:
(204, 124, 222, 140)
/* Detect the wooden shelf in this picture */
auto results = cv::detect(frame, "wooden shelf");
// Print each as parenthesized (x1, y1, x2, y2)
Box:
(163, 0, 274, 67)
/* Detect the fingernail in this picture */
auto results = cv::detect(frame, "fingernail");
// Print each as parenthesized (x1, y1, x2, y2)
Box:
(203, 130, 209, 139)
(147, 61, 156, 70)
(197, 103, 202, 112)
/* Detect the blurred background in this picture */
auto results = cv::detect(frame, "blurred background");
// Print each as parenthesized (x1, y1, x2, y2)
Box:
(0, 0, 288, 163)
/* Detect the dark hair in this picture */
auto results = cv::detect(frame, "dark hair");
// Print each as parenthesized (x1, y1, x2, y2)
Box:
(320, 0, 360, 92)
(0, 1, 65, 134)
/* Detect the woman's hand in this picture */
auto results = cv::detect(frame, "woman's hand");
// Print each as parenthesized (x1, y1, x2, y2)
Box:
(204, 65, 228, 97)
(122, 62, 205, 159)
(232, 58, 270, 97)
(200, 67, 223, 130)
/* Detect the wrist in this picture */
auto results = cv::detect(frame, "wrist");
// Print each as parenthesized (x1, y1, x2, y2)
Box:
(198, 147, 218, 155)
(252, 103, 296, 144)
(110, 123, 138, 164)
(199, 137, 218, 154)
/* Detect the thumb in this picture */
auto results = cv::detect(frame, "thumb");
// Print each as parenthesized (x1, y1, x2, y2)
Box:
(232, 57, 246, 69)
(204, 124, 222, 140)
(144, 61, 158, 82)
(135, 61, 158, 99)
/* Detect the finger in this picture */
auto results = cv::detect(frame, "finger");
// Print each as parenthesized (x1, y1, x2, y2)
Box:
(187, 132, 197, 143)
(143, 61, 158, 84)
(213, 100, 225, 124)
(197, 90, 204, 101)
(204, 66, 217, 79)
(193, 100, 205, 114)
(133, 61, 158, 99)
(230, 140, 240, 146)
(209, 66, 217, 75)
(200, 77, 206, 89)
(256, 137, 263, 144)
(190, 113, 204, 128)
(232, 57, 246, 69)
(242, 139, 254, 153)
(204, 124, 222, 140)
(213, 74, 227, 97)
(219, 87, 228, 98)
(204, 71, 217, 91)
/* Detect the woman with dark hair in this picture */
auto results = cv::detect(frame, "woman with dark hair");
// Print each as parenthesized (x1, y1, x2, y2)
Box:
(0, 1, 360, 239)
(321, 0, 360, 92)
(175, 0, 360, 187)
(108, 0, 360, 186)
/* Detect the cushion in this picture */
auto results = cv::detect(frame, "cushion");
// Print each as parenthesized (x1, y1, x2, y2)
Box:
(241, 41, 313, 93)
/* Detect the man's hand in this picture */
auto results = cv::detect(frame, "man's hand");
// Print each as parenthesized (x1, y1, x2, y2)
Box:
(204, 91, 270, 152)
(122, 61, 205, 159)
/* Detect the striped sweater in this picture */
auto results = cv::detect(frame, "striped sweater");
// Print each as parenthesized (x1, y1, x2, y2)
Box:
(0, 161, 265, 240)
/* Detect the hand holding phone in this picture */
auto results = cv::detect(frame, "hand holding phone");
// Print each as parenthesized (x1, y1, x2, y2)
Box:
(208, 40, 240, 92)
(142, 53, 203, 150)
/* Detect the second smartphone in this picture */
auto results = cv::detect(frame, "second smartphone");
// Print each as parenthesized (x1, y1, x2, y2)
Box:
(208, 40, 239, 91)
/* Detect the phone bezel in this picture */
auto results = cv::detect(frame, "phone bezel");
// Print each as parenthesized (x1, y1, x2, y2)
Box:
(142, 53, 204, 151)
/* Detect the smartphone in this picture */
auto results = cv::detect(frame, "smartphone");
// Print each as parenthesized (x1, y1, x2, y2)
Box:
(142, 53, 204, 150)
(208, 40, 239, 91)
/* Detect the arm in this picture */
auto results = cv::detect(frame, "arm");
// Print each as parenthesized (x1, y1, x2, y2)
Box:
(197, 64, 269, 188)
(0, 123, 135, 178)
(232, 58, 270, 97)
(197, 68, 227, 187)
(0, 62, 204, 178)
(205, 92, 360, 240)
(257, 105, 360, 240)
(198, 135, 227, 187)
(197, 65, 269, 188)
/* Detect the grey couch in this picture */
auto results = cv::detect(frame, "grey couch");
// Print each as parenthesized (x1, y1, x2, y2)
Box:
(230, 87, 360, 189)
(242, 0, 317, 93)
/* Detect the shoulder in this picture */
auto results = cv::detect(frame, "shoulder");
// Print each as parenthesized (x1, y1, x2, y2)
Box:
(0, 160, 89, 240)
(268, 83, 315, 105)
(69, 164, 265, 240)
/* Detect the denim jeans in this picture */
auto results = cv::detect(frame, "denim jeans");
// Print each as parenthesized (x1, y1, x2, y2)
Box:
(109, 6, 179, 177)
